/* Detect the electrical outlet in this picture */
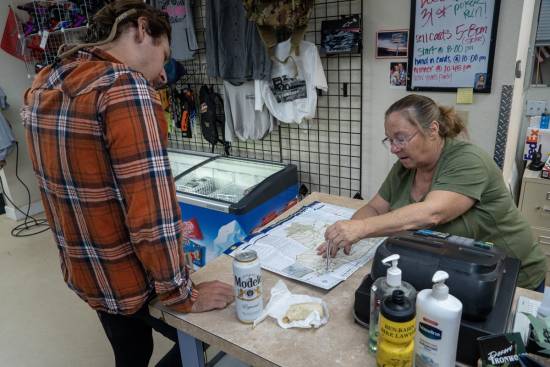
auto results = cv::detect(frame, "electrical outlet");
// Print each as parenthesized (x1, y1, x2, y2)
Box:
(526, 100, 547, 116)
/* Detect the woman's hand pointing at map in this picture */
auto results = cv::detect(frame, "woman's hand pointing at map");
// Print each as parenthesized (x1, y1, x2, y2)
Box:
(317, 219, 366, 257)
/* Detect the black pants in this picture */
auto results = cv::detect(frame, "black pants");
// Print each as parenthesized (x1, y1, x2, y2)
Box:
(97, 301, 182, 367)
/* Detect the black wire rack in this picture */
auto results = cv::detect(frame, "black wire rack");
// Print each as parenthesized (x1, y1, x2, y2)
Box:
(12, 0, 104, 76)
(167, 0, 363, 198)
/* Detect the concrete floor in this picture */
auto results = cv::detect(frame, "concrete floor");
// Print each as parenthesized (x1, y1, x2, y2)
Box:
(0, 214, 247, 367)
(0, 213, 177, 366)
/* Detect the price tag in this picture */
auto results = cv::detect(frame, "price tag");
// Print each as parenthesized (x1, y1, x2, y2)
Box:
(39, 30, 49, 50)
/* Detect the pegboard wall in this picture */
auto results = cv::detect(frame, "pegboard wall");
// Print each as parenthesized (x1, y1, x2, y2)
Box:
(167, 0, 363, 198)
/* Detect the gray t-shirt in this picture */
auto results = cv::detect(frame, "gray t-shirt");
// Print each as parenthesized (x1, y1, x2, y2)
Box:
(0, 113, 15, 162)
(153, 0, 197, 61)
(223, 81, 275, 142)
(205, 0, 271, 82)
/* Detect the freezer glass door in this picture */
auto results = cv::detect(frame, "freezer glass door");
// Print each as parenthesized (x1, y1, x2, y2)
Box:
(168, 151, 212, 178)
(175, 157, 285, 203)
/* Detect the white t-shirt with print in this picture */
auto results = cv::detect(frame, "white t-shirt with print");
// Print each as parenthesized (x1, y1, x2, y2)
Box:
(257, 40, 328, 124)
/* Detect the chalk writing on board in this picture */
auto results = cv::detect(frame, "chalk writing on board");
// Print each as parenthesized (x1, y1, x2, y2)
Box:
(409, 0, 498, 91)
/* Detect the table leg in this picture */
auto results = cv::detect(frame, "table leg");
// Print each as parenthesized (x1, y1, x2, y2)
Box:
(177, 330, 205, 367)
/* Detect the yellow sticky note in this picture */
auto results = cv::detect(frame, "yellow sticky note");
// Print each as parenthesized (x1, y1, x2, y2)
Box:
(456, 88, 474, 104)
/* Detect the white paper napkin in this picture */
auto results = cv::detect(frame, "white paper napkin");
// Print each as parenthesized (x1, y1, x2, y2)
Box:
(253, 280, 329, 329)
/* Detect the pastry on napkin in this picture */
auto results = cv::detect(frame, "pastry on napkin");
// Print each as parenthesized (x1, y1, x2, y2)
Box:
(253, 280, 329, 329)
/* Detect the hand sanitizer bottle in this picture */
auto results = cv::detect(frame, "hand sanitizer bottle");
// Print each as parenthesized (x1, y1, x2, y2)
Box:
(368, 254, 416, 354)
(414, 271, 462, 367)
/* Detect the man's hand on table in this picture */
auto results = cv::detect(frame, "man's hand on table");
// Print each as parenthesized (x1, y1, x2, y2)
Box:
(191, 280, 235, 313)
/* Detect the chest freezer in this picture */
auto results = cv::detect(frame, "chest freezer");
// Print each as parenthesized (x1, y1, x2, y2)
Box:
(167, 149, 216, 178)
(175, 156, 298, 266)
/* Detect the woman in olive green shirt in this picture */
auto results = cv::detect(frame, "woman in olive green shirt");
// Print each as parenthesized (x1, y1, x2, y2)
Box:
(318, 94, 546, 290)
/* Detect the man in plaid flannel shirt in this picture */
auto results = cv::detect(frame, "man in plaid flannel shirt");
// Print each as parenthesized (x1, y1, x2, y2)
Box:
(21, 1, 233, 366)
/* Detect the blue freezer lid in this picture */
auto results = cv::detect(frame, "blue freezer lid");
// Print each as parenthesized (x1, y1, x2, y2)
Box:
(175, 157, 298, 214)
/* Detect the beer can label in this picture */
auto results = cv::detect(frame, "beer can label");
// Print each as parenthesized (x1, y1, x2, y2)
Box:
(233, 251, 263, 323)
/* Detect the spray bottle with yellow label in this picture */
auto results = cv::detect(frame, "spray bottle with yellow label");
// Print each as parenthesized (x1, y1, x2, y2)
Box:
(376, 289, 416, 367)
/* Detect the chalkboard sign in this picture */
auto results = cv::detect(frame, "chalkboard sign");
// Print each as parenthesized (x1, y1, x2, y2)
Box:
(407, 0, 501, 93)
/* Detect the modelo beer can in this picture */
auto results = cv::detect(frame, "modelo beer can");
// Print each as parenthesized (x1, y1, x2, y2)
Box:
(233, 250, 263, 323)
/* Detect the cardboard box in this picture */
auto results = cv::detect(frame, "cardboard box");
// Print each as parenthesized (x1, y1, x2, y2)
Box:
(523, 128, 550, 161)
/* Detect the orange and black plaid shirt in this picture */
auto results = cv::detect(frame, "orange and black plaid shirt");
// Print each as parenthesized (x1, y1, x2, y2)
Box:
(22, 48, 195, 315)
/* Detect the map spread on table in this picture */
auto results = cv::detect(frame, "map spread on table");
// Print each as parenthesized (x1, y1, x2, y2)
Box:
(230, 202, 386, 290)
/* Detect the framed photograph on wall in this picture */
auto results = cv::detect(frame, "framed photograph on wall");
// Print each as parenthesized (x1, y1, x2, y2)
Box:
(390, 62, 408, 88)
(376, 30, 409, 58)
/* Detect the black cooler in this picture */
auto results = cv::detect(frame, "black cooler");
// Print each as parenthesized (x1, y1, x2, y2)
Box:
(354, 231, 521, 365)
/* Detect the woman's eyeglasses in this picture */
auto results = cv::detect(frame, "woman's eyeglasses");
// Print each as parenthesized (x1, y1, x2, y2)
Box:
(381, 131, 419, 149)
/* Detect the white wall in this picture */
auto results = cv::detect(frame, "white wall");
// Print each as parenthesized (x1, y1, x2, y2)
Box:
(362, 0, 525, 199)
(0, 0, 43, 219)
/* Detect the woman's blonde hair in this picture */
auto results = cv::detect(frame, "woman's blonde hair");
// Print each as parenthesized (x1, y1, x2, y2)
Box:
(385, 94, 467, 138)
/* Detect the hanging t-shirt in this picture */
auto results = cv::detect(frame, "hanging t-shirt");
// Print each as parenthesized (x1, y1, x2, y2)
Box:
(0, 112, 15, 163)
(205, 0, 272, 82)
(257, 39, 327, 124)
(0, 87, 14, 163)
(223, 80, 275, 142)
(152, 0, 197, 61)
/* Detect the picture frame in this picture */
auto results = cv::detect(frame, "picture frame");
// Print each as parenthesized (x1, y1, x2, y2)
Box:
(376, 30, 409, 59)
(389, 62, 408, 88)
(406, 0, 501, 93)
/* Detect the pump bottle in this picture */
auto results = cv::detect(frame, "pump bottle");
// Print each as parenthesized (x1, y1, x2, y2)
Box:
(376, 289, 416, 367)
(368, 254, 416, 353)
(414, 271, 462, 367)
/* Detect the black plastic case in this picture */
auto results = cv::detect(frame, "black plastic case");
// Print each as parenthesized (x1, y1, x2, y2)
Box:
(369, 232, 507, 320)
(353, 231, 521, 365)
